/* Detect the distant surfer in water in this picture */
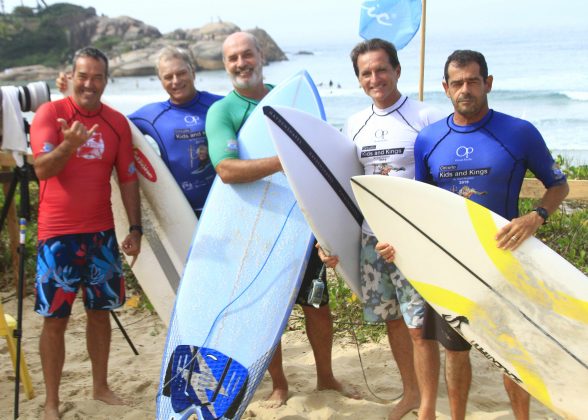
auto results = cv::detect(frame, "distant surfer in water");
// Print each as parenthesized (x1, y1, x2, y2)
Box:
(379, 50, 569, 420)
(57, 46, 222, 218)
(319, 38, 444, 420)
(206, 31, 359, 408)
(32, 47, 142, 420)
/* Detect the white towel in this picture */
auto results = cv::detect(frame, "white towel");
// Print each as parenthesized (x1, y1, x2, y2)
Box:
(0, 86, 27, 167)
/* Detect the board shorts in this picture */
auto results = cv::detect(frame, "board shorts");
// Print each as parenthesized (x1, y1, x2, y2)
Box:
(34, 229, 126, 318)
(422, 302, 472, 351)
(360, 233, 425, 327)
(295, 244, 329, 308)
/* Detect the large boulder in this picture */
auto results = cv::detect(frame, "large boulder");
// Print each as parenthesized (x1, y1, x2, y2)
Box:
(92, 16, 161, 42)
(190, 41, 224, 71)
(0, 65, 59, 82)
(109, 22, 287, 75)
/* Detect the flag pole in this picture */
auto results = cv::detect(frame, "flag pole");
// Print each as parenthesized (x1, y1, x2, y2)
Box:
(418, 0, 427, 101)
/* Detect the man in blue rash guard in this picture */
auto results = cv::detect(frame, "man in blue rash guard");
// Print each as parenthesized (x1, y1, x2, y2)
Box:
(377, 50, 569, 419)
(129, 46, 223, 217)
(58, 46, 222, 217)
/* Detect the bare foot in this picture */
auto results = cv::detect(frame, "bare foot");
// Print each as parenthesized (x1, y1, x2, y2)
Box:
(260, 387, 288, 408)
(93, 388, 126, 405)
(388, 395, 420, 420)
(42, 406, 60, 420)
(317, 379, 361, 400)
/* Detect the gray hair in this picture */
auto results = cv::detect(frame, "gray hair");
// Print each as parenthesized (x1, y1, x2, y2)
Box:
(155, 46, 195, 75)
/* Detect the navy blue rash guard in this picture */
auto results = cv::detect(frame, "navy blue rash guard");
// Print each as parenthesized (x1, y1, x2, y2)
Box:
(415, 110, 566, 220)
(129, 91, 223, 212)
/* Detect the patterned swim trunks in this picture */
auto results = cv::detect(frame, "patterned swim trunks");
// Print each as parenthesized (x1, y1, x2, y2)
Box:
(34, 229, 125, 318)
(360, 233, 425, 327)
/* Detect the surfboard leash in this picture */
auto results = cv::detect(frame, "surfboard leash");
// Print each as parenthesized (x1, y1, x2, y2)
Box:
(346, 319, 404, 403)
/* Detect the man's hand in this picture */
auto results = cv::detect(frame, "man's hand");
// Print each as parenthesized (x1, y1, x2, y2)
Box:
(121, 231, 141, 257)
(495, 211, 544, 251)
(316, 243, 339, 268)
(58, 118, 99, 150)
(375, 241, 396, 263)
(56, 72, 70, 94)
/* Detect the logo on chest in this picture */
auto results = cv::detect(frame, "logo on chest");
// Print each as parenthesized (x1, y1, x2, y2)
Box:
(455, 146, 474, 161)
(184, 115, 200, 126)
(76, 132, 104, 160)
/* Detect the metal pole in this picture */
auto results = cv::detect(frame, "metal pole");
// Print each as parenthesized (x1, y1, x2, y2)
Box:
(110, 311, 139, 356)
(418, 0, 427, 101)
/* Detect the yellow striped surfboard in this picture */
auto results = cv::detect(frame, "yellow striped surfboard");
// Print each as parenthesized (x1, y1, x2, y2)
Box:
(351, 175, 588, 419)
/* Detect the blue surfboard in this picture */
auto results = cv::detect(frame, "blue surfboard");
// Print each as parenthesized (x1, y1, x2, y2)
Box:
(156, 71, 326, 419)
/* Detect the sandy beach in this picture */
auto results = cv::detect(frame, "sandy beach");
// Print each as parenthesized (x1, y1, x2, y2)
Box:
(0, 290, 561, 420)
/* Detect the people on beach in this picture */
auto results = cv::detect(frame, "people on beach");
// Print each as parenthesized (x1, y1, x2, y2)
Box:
(378, 49, 570, 419)
(57, 46, 223, 218)
(206, 31, 357, 408)
(318, 38, 444, 420)
(30, 46, 142, 420)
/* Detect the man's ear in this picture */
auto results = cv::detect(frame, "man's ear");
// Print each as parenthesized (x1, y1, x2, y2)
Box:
(485, 75, 494, 93)
(442, 79, 450, 98)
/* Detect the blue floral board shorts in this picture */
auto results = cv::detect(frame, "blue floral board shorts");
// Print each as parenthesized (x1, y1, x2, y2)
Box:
(360, 233, 425, 328)
(34, 229, 125, 318)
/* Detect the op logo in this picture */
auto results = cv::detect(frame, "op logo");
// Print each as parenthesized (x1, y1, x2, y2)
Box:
(456, 146, 474, 159)
(184, 115, 200, 126)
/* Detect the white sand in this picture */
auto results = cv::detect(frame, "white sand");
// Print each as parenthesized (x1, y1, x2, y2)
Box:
(0, 293, 559, 419)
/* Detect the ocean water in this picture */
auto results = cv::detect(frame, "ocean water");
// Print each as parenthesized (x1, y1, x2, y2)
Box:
(54, 28, 588, 164)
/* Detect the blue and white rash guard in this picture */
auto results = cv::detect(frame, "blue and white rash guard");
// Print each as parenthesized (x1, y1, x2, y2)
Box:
(415, 110, 567, 219)
(129, 91, 223, 212)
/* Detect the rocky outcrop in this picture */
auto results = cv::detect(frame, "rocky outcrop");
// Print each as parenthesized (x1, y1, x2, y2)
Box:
(0, 65, 59, 82)
(0, 5, 287, 81)
(94, 16, 161, 42)
(109, 22, 287, 75)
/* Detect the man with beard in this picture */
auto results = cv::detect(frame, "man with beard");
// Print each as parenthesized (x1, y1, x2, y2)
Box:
(206, 31, 357, 407)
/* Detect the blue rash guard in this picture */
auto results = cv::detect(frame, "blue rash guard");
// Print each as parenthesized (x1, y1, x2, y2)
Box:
(129, 91, 223, 212)
(415, 110, 567, 220)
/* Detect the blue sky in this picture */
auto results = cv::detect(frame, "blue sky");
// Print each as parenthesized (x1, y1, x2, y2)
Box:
(3, 0, 587, 47)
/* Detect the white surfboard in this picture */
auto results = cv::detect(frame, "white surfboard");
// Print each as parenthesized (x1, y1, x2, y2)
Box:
(156, 71, 325, 420)
(264, 106, 363, 297)
(111, 120, 196, 326)
(351, 175, 588, 419)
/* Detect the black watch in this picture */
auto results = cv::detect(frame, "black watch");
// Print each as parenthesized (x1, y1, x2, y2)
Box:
(129, 224, 143, 235)
(533, 207, 549, 224)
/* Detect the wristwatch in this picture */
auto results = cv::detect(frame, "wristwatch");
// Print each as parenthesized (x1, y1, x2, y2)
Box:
(532, 207, 549, 224)
(129, 224, 143, 235)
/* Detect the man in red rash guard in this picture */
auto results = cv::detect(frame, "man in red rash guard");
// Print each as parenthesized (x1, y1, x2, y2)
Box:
(30, 47, 142, 420)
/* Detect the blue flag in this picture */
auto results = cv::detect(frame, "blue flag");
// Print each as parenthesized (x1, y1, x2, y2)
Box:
(359, 0, 422, 49)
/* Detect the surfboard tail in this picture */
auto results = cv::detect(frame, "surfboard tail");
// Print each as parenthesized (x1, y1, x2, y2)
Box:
(163, 345, 249, 419)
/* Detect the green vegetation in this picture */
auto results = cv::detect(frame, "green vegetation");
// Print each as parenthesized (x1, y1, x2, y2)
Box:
(555, 154, 588, 180)
(526, 154, 588, 180)
(93, 35, 124, 53)
(0, 3, 88, 70)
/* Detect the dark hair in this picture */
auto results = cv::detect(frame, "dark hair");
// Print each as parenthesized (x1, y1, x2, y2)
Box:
(444, 50, 488, 82)
(350, 38, 400, 77)
(72, 46, 109, 77)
